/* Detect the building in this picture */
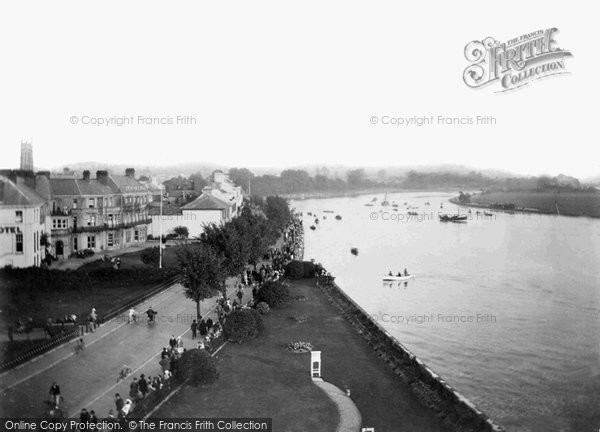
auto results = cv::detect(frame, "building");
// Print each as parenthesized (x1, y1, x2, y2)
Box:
(209, 170, 243, 217)
(149, 171, 243, 239)
(47, 168, 152, 259)
(0, 174, 50, 268)
(20, 141, 34, 171)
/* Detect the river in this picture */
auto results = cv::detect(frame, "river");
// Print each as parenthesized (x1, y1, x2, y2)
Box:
(292, 191, 600, 432)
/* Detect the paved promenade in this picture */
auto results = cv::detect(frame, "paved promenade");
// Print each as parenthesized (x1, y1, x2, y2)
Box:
(0, 281, 244, 418)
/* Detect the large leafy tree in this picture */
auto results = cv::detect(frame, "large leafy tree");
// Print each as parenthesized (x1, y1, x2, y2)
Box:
(177, 244, 226, 320)
(200, 222, 249, 278)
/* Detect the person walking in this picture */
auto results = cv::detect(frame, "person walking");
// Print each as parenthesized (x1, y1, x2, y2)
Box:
(49, 382, 61, 408)
(190, 320, 197, 339)
(121, 399, 132, 417)
(90, 410, 98, 423)
(129, 378, 140, 401)
(138, 375, 148, 398)
(199, 319, 207, 337)
(236, 286, 243, 304)
(114, 394, 124, 413)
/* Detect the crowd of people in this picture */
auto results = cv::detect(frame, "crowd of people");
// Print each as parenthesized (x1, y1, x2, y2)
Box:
(47, 213, 306, 420)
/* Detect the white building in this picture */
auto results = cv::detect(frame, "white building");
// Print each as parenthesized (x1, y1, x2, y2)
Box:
(0, 175, 51, 268)
(149, 171, 243, 239)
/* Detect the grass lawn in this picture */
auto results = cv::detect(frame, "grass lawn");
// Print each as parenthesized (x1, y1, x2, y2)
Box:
(155, 279, 449, 432)
(469, 191, 600, 217)
(0, 246, 182, 365)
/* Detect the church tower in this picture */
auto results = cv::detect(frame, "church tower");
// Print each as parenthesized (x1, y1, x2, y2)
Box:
(20, 140, 33, 171)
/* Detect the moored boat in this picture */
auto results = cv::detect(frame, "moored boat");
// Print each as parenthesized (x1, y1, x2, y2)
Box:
(350, 247, 358, 255)
(382, 274, 415, 282)
(335, 215, 342, 220)
(439, 214, 468, 222)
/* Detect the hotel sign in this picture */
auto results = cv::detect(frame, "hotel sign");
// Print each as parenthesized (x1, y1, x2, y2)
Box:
(0, 226, 23, 234)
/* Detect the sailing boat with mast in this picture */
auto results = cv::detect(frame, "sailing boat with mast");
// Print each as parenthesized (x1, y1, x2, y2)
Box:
(381, 193, 390, 206)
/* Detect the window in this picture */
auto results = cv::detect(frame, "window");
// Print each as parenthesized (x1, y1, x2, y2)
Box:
(73, 237, 78, 251)
(107, 233, 114, 247)
(73, 199, 78, 209)
(52, 219, 67, 229)
(87, 236, 96, 249)
(87, 215, 96, 226)
(126, 230, 131, 242)
(16, 211, 23, 223)
(134, 230, 139, 241)
(16, 234, 23, 253)
(88, 198, 95, 208)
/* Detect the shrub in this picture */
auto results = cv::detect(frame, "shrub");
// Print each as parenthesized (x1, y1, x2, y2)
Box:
(302, 261, 315, 278)
(176, 348, 219, 386)
(256, 301, 270, 315)
(256, 280, 290, 308)
(223, 309, 262, 343)
(247, 308, 264, 333)
(140, 247, 160, 266)
(285, 260, 304, 279)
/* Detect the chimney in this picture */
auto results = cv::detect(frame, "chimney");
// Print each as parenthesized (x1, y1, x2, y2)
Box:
(96, 170, 109, 184)
(83, 170, 91, 181)
(125, 168, 135, 178)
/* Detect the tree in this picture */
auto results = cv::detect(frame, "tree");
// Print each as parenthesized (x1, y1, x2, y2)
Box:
(228, 168, 255, 193)
(346, 168, 366, 187)
(177, 244, 226, 319)
(173, 226, 189, 239)
(264, 196, 290, 234)
(189, 172, 208, 192)
(200, 222, 249, 278)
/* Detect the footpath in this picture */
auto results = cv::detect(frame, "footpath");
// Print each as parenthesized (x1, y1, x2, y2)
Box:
(0, 279, 248, 419)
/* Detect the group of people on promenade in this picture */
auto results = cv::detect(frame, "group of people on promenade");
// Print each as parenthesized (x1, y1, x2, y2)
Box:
(49, 213, 306, 420)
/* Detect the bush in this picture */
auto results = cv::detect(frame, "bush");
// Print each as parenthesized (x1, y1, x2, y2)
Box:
(256, 280, 290, 308)
(176, 348, 219, 386)
(247, 308, 264, 333)
(256, 301, 270, 315)
(285, 260, 315, 278)
(223, 309, 263, 343)
(302, 261, 315, 278)
(285, 260, 304, 279)
(140, 247, 160, 266)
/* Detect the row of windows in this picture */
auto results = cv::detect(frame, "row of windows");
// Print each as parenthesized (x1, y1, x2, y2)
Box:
(72, 195, 150, 209)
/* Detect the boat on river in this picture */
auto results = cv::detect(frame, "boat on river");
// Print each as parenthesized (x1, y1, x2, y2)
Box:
(310, 225, 316, 230)
(382, 274, 415, 282)
(335, 215, 342, 220)
(323, 210, 334, 213)
(350, 247, 358, 255)
(439, 214, 468, 222)
(381, 193, 390, 206)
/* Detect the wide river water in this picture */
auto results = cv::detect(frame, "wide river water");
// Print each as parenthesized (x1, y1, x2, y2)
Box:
(292, 192, 600, 432)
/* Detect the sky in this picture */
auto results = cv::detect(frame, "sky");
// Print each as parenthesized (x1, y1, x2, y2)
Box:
(0, 1, 597, 178)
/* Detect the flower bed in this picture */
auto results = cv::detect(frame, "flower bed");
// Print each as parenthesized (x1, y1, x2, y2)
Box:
(286, 341, 313, 353)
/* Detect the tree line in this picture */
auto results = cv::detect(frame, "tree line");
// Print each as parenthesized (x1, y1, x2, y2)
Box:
(176, 196, 290, 319)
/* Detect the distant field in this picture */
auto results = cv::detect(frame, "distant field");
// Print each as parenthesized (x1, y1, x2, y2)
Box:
(468, 191, 600, 217)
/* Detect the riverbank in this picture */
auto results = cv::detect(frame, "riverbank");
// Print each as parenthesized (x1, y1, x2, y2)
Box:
(282, 187, 461, 201)
(450, 191, 600, 218)
(154, 276, 452, 432)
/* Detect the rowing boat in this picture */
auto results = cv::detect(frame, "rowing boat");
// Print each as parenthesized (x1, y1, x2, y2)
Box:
(382, 274, 415, 282)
